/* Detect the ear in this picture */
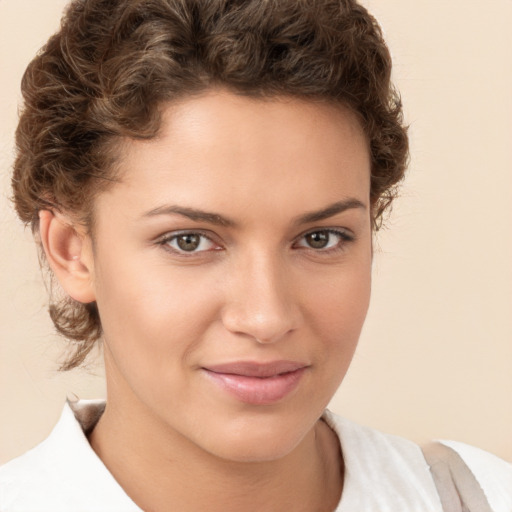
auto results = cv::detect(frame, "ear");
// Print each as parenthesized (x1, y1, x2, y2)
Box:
(38, 210, 96, 303)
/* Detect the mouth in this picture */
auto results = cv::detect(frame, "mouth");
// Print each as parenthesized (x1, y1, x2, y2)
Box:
(201, 361, 308, 405)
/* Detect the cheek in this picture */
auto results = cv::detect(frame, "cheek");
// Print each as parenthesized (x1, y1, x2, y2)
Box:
(302, 258, 371, 376)
(92, 253, 222, 380)
(307, 259, 371, 333)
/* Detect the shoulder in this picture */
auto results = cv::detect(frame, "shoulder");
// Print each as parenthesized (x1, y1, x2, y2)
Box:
(0, 425, 66, 510)
(0, 400, 141, 512)
(324, 409, 432, 472)
(324, 410, 444, 510)
(438, 440, 512, 512)
(323, 410, 512, 512)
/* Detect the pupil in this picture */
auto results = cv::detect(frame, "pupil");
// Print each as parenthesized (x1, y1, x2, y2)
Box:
(177, 234, 200, 251)
(307, 231, 329, 249)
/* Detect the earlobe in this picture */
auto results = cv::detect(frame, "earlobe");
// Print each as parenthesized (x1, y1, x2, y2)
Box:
(38, 210, 96, 304)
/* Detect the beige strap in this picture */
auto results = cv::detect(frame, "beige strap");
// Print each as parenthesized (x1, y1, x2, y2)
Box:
(422, 442, 493, 512)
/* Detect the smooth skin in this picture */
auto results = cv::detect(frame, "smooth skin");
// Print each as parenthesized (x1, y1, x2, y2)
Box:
(40, 90, 373, 511)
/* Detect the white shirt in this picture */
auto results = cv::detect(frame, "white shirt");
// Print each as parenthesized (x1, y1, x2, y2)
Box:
(1, 400, 511, 511)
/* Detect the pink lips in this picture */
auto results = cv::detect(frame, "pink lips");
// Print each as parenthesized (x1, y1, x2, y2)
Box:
(202, 361, 307, 405)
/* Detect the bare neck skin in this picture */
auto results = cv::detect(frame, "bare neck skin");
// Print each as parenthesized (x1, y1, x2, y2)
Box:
(89, 366, 343, 512)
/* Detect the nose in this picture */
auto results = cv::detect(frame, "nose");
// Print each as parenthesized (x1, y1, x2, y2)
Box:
(221, 252, 302, 344)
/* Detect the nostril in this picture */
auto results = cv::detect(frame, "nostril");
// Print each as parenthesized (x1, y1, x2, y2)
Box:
(221, 307, 299, 345)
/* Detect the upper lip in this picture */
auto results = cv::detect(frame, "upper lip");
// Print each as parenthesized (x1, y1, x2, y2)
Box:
(203, 361, 308, 378)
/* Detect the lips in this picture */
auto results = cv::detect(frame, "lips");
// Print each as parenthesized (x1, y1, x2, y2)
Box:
(202, 361, 308, 405)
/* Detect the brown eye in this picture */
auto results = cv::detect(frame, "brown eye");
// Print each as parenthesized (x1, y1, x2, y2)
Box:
(305, 231, 330, 249)
(295, 229, 353, 252)
(162, 232, 218, 254)
(176, 234, 201, 252)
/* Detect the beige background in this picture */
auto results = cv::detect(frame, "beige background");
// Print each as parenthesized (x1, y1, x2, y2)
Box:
(1, 0, 511, 464)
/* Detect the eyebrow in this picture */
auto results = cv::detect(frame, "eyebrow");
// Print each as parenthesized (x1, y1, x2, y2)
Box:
(142, 198, 366, 227)
(293, 198, 367, 225)
(143, 205, 235, 227)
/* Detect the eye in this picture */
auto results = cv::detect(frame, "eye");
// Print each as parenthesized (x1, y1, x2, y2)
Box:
(295, 229, 353, 251)
(159, 232, 220, 254)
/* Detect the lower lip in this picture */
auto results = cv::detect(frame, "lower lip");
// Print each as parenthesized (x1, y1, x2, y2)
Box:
(203, 368, 306, 405)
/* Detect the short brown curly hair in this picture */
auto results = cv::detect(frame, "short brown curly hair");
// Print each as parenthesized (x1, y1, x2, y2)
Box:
(12, 0, 408, 370)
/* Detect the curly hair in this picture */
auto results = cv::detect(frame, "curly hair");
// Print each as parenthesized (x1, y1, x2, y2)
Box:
(12, 0, 408, 370)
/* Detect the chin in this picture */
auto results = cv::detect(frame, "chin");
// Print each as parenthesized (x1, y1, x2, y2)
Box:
(211, 433, 304, 464)
(192, 408, 319, 464)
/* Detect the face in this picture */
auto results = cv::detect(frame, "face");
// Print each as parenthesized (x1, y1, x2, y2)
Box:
(86, 90, 372, 462)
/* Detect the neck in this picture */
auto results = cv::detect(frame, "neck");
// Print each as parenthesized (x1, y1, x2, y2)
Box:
(89, 392, 343, 512)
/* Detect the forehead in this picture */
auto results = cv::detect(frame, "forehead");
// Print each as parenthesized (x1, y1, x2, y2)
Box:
(96, 90, 371, 222)
(153, 90, 369, 169)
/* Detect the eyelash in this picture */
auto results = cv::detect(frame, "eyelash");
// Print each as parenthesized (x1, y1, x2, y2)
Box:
(156, 230, 221, 256)
(294, 229, 355, 254)
(156, 228, 355, 257)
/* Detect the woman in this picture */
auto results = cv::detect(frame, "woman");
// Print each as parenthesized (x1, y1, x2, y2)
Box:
(1, 0, 511, 510)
